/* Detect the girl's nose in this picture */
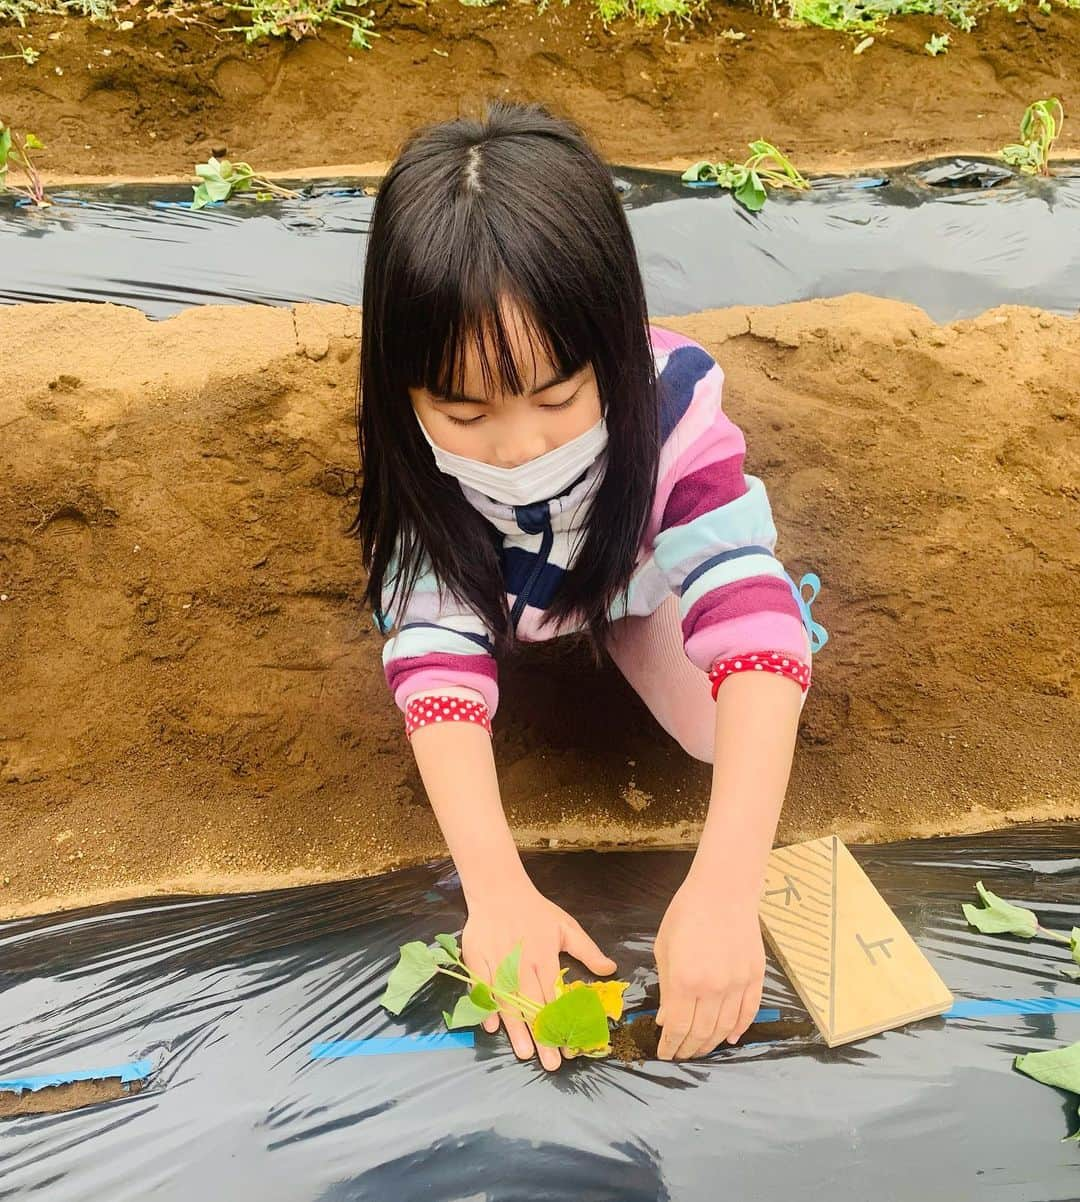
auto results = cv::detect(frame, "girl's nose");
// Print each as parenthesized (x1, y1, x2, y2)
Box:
(493, 430, 547, 468)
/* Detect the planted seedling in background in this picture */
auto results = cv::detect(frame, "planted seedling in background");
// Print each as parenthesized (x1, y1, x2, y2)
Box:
(0, 121, 50, 207)
(962, 881, 1080, 977)
(1001, 98, 1064, 176)
(191, 155, 302, 209)
(379, 933, 629, 1059)
(924, 32, 949, 53)
(681, 139, 809, 212)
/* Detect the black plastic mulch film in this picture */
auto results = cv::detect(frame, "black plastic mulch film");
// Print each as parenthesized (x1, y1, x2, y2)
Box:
(1, 824, 1078, 1200)
(1, 159, 1079, 321)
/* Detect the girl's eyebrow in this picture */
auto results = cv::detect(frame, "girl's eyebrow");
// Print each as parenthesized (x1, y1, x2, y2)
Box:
(438, 367, 575, 405)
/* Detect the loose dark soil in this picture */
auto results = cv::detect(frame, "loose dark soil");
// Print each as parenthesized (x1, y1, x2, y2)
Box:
(1, 0, 1077, 181)
(609, 1013, 817, 1062)
(2, 296, 1078, 919)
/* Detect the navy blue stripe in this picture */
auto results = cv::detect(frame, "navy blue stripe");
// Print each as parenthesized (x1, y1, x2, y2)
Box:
(659, 345, 715, 443)
(680, 545, 774, 596)
(398, 622, 493, 652)
(502, 546, 566, 610)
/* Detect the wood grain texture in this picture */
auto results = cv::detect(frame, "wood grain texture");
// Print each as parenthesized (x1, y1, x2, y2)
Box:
(760, 836, 954, 1046)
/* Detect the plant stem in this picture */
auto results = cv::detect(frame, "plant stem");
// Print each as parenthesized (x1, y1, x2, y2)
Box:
(1038, 925, 1071, 945)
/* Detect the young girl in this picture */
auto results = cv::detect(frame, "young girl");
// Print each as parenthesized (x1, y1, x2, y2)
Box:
(355, 100, 818, 1071)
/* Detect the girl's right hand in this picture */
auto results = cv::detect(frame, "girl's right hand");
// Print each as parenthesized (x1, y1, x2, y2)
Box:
(462, 880, 616, 1072)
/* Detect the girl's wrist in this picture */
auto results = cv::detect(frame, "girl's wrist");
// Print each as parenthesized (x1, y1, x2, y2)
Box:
(460, 852, 533, 909)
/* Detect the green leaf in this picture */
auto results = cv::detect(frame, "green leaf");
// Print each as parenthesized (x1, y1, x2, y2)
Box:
(444, 991, 495, 1029)
(434, 933, 461, 961)
(205, 177, 233, 202)
(1014, 1041, 1080, 1138)
(469, 981, 497, 1011)
(0, 125, 11, 170)
(24, 133, 44, 150)
(962, 881, 1039, 937)
(191, 183, 210, 210)
(680, 159, 715, 183)
(378, 941, 440, 1015)
(1063, 965, 1080, 981)
(494, 944, 521, 996)
(532, 987, 609, 1050)
(1070, 928, 1079, 967)
(734, 169, 767, 212)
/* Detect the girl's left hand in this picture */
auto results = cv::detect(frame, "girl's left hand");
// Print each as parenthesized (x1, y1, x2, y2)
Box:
(654, 875, 766, 1060)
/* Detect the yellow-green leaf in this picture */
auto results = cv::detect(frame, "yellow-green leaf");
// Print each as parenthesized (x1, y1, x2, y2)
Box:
(532, 986, 609, 1051)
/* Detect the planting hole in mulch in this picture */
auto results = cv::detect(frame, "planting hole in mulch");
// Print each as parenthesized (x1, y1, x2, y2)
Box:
(610, 1015, 818, 1064)
(0, 1077, 143, 1119)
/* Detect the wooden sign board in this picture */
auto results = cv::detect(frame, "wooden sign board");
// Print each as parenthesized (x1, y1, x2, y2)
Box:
(760, 835, 953, 1047)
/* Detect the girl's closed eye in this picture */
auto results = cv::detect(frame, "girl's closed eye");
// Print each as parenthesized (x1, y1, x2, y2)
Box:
(446, 412, 487, 427)
(541, 383, 586, 411)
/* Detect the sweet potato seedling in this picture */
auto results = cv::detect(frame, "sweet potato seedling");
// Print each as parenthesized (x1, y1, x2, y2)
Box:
(1015, 1042, 1080, 1141)
(962, 881, 1080, 977)
(0, 121, 50, 206)
(191, 156, 302, 210)
(1001, 98, 1064, 176)
(0, 41, 40, 63)
(379, 933, 629, 1059)
(681, 140, 809, 212)
(924, 32, 949, 53)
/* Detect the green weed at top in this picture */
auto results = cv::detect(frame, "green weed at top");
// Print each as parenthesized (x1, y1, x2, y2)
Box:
(0, 0, 115, 23)
(225, 0, 379, 46)
(594, 0, 705, 26)
(781, 0, 1076, 33)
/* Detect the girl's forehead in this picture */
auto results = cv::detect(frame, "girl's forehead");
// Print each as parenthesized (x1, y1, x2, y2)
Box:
(435, 301, 563, 400)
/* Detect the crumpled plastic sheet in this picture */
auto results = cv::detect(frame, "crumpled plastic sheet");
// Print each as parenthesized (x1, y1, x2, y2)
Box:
(1, 160, 1078, 321)
(1, 822, 1077, 1200)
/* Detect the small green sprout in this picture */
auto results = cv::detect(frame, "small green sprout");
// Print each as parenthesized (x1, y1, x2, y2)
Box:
(1014, 1041, 1080, 1141)
(379, 933, 629, 1059)
(924, 32, 950, 53)
(1002, 98, 1064, 176)
(0, 122, 50, 207)
(190, 155, 302, 210)
(681, 139, 809, 212)
(0, 41, 40, 64)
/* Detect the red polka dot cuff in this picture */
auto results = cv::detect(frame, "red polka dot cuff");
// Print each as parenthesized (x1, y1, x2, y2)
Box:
(405, 694, 492, 738)
(709, 650, 812, 699)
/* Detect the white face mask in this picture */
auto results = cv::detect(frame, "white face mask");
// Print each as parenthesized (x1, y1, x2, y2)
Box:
(416, 414, 608, 507)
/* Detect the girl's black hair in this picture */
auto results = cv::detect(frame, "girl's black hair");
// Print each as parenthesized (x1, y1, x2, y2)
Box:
(352, 99, 660, 653)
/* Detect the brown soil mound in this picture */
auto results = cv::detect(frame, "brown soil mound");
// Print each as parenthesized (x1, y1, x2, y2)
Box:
(2, 295, 1078, 919)
(1, 1, 1077, 182)
(0, 1077, 142, 1119)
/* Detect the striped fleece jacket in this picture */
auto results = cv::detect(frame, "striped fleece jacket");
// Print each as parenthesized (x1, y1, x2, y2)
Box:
(377, 324, 812, 723)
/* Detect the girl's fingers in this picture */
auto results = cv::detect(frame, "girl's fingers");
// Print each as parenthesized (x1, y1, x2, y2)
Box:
(710, 990, 744, 1051)
(656, 998, 694, 1061)
(562, 923, 616, 977)
(502, 1010, 538, 1062)
(727, 984, 763, 1046)
(526, 967, 561, 1072)
(478, 959, 500, 1034)
(675, 999, 720, 1061)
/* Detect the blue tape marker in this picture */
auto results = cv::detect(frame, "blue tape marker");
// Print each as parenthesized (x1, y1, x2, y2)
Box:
(310, 1033, 475, 1059)
(0, 1058, 154, 1094)
(944, 997, 1080, 1019)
